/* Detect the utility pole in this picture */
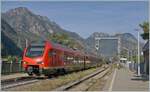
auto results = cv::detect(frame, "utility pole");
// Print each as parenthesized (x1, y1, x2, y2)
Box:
(135, 29, 140, 76)
(137, 30, 140, 76)
(118, 36, 121, 62)
(17, 36, 21, 48)
(25, 39, 28, 48)
(95, 37, 99, 57)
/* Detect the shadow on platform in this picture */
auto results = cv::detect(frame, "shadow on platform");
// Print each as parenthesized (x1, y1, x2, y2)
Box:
(131, 75, 149, 82)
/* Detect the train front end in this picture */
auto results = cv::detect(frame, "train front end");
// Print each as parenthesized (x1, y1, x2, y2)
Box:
(22, 42, 46, 76)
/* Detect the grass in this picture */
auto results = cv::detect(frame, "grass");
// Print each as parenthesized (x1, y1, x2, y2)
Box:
(7, 67, 100, 91)
(87, 67, 112, 91)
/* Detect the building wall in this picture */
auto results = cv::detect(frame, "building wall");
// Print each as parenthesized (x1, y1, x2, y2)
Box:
(144, 50, 149, 75)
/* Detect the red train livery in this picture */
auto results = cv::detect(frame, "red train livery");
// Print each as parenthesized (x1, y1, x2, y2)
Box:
(22, 40, 101, 76)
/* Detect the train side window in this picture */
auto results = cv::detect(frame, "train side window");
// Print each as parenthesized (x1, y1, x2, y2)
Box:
(63, 55, 67, 61)
(52, 51, 56, 56)
(48, 50, 52, 57)
(49, 50, 56, 57)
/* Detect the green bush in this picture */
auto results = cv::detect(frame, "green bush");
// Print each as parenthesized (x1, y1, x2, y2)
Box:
(7, 56, 15, 62)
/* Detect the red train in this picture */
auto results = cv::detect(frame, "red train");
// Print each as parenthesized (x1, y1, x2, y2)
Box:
(22, 40, 101, 76)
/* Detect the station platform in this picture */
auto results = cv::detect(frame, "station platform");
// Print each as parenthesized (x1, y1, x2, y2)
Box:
(103, 67, 149, 91)
(1, 73, 28, 81)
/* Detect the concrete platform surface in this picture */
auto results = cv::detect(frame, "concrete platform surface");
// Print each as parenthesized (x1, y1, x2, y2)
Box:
(103, 67, 149, 91)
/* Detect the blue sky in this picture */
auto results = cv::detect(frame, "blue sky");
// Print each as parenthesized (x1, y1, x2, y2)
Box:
(1, 1, 149, 40)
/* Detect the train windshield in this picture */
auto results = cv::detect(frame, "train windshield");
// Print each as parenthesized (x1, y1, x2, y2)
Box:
(25, 46, 45, 57)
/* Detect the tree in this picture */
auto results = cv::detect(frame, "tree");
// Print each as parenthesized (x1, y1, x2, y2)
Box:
(132, 55, 144, 63)
(49, 33, 84, 50)
(120, 50, 128, 58)
(139, 22, 149, 40)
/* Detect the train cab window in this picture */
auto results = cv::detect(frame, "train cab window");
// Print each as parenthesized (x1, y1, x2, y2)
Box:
(25, 45, 45, 57)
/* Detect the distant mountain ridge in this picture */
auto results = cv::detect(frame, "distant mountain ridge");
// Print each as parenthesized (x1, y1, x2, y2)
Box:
(1, 7, 139, 57)
(1, 7, 88, 56)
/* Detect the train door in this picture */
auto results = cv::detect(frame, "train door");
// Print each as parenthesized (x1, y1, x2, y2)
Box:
(57, 50, 63, 66)
(52, 50, 57, 67)
(55, 50, 59, 67)
(49, 49, 56, 67)
(55, 52, 58, 66)
(48, 49, 52, 67)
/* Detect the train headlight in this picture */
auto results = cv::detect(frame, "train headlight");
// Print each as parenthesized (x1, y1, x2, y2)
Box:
(23, 61, 28, 64)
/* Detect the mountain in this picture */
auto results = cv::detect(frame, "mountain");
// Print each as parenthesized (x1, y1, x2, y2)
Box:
(117, 33, 138, 50)
(1, 7, 86, 56)
(1, 19, 22, 56)
(1, 7, 140, 58)
(2, 7, 52, 36)
(2, 7, 85, 42)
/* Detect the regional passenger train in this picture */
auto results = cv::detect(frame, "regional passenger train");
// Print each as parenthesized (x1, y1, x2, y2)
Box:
(22, 40, 102, 76)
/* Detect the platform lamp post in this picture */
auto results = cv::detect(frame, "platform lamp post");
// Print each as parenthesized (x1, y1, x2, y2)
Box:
(95, 42, 99, 55)
(95, 37, 99, 57)
(135, 28, 141, 76)
(25, 39, 28, 48)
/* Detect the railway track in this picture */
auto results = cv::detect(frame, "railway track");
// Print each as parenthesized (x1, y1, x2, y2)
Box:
(1, 65, 109, 91)
(1, 76, 39, 90)
(1, 70, 72, 90)
(54, 65, 110, 91)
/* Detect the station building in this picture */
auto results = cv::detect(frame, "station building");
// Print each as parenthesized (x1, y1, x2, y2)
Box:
(142, 41, 149, 75)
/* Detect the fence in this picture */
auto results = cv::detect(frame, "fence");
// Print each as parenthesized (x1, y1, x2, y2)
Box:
(1, 61, 24, 75)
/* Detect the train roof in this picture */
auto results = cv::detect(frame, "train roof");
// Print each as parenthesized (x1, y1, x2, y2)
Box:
(29, 40, 98, 58)
(47, 41, 87, 56)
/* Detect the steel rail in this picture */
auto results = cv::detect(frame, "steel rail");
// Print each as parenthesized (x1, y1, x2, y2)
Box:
(1, 65, 108, 91)
(1, 76, 39, 90)
(54, 65, 109, 91)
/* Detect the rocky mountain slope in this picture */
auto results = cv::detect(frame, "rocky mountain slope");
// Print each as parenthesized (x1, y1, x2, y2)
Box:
(1, 7, 139, 57)
(1, 7, 88, 56)
(2, 7, 85, 42)
(1, 19, 22, 56)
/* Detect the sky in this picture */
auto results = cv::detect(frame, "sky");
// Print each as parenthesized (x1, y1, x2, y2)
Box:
(1, 1, 149, 40)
